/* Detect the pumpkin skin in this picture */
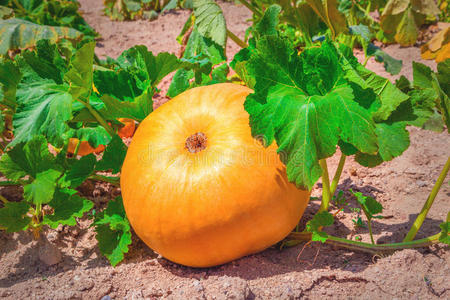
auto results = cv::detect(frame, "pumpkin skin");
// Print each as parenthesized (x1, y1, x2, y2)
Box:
(121, 83, 310, 267)
(67, 138, 105, 156)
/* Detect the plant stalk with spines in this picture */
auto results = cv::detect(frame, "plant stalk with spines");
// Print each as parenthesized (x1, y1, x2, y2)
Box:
(330, 154, 346, 196)
(288, 231, 442, 255)
(319, 159, 332, 212)
(403, 156, 450, 242)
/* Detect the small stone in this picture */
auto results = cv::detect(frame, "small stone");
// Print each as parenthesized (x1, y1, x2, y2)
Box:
(416, 180, 427, 187)
(101, 296, 111, 300)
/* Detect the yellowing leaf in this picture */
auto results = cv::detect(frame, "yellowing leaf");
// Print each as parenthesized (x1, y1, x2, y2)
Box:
(395, 7, 418, 46)
(306, 0, 347, 38)
(421, 25, 450, 63)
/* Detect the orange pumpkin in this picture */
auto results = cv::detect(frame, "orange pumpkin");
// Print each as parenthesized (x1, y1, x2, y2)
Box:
(120, 83, 310, 267)
(117, 118, 136, 138)
(67, 138, 105, 156)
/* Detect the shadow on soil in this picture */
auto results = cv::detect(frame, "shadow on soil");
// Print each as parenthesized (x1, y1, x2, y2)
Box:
(0, 178, 445, 286)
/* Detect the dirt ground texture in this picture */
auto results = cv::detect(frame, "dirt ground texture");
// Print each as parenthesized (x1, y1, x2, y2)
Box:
(1, 1, 449, 299)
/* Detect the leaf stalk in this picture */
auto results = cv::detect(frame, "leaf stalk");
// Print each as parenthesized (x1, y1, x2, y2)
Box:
(330, 153, 346, 196)
(227, 30, 248, 48)
(89, 174, 120, 186)
(319, 159, 332, 212)
(403, 156, 450, 242)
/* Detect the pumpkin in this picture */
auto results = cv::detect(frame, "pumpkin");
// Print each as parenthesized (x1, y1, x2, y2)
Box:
(120, 83, 310, 267)
(67, 138, 105, 156)
(117, 118, 136, 138)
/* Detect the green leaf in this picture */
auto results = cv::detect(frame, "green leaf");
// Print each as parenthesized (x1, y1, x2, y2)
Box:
(167, 68, 193, 97)
(96, 135, 127, 174)
(162, 0, 178, 12)
(94, 196, 132, 266)
(412, 61, 433, 88)
(436, 59, 450, 97)
(0, 18, 83, 55)
(306, 211, 334, 243)
(0, 202, 31, 233)
(119, 46, 183, 87)
(12, 81, 72, 147)
(255, 5, 281, 37)
(439, 222, 449, 245)
(60, 154, 96, 188)
(43, 188, 93, 228)
(367, 44, 403, 75)
(168, 28, 225, 97)
(0, 135, 58, 180)
(340, 50, 409, 121)
(193, 0, 227, 48)
(245, 37, 377, 189)
(350, 189, 382, 220)
(24, 169, 61, 205)
(355, 121, 410, 167)
(349, 24, 371, 42)
(0, 58, 21, 109)
(101, 94, 150, 121)
(75, 125, 111, 148)
(65, 42, 96, 99)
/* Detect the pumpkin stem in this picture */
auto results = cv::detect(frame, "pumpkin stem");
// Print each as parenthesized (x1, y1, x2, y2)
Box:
(185, 132, 207, 153)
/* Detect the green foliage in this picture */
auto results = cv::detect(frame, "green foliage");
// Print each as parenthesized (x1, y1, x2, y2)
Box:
(167, 11, 228, 98)
(93, 196, 132, 266)
(103, 0, 188, 21)
(236, 30, 410, 189)
(306, 211, 334, 242)
(392, 59, 450, 133)
(0, 202, 31, 232)
(439, 221, 449, 245)
(43, 188, 93, 228)
(193, 0, 227, 48)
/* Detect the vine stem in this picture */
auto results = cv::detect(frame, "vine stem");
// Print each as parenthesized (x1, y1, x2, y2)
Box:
(0, 194, 8, 203)
(89, 174, 120, 186)
(237, 0, 262, 17)
(330, 154, 346, 196)
(78, 99, 115, 136)
(362, 56, 370, 67)
(0, 181, 21, 186)
(288, 232, 442, 255)
(367, 219, 375, 244)
(403, 156, 450, 242)
(73, 139, 81, 157)
(227, 30, 248, 48)
(319, 159, 331, 212)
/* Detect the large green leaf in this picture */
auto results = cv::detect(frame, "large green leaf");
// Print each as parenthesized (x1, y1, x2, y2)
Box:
(193, 0, 227, 48)
(0, 58, 21, 109)
(94, 196, 132, 266)
(43, 188, 93, 228)
(23, 169, 61, 205)
(65, 42, 96, 99)
(244, 37, 378, 189)
(12, 80, 72, 147)
(168, 27, 226, 97)
(0, 18, 82, 54)
(0, 135, 59, 180)
(0, 202, 31, 233)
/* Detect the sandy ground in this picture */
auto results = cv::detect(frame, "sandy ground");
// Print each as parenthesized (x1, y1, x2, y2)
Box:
(0, 1, 449, 299)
